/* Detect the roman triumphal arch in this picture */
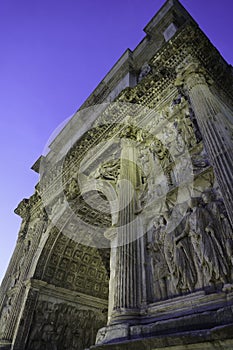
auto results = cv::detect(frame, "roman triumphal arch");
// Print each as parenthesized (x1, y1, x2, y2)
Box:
(1, 1, 233, 349)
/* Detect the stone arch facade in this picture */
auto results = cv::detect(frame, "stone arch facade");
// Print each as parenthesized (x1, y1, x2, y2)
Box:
(1, 0, 233, 349)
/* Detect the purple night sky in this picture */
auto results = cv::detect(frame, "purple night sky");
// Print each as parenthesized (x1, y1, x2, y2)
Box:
(0, 0, 232, 282)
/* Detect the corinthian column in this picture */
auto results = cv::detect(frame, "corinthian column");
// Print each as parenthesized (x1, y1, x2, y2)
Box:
(106, 138, 147, 325)
(176, 56, 233, 228)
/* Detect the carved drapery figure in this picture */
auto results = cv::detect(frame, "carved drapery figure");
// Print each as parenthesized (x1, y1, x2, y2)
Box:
(150, 138, 171, 169)
(150, 190, 232, 299)
(186, 196, 229, 288)
(162, 220, 177, 294)
(202, 189, 233, 281)
(173, 217, 197, 294)
(202, 189, 232, 240)
(148, 216, 170, 300)
(173, 112, 196, 149)
(163, 209, 197, 295)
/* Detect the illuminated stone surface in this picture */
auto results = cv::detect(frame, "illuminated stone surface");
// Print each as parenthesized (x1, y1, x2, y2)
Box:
(0, 0, 233, 349)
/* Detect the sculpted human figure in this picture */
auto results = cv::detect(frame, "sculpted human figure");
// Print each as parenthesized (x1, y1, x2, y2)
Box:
(149, 215, 170, 300)
(167, 206, 197, 294)
(150, 138, 171, 169)
(158, 205, 197, 296)
(174, 113, 196, 148)
(202, 189, 233, 281)
(162, 216, 179, 295)
(202, 189, 232, 241)
(186, 196, 228, 288)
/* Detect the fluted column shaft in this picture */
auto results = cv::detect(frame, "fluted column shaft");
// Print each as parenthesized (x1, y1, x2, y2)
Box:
(107, 139, 147, 324)
(177, 60, 233, 228)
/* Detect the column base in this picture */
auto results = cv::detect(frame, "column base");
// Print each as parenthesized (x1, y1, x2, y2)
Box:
(95, 324, 129, 345)
(95, 308, 145, 345)
(91, 324, 233, 349)
(110, 307, 143, 324)
(92, 290, 233, 349)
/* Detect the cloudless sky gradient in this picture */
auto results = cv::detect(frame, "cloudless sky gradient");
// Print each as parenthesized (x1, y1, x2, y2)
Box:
(0, 0, 233, 282)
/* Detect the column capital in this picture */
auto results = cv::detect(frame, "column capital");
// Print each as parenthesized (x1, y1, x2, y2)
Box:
(175, 55, 213, 90)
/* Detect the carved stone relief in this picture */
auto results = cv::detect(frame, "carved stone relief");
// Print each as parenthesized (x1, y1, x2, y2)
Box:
(138, 62, 152, 82)
(0, 294, 14, 339)
(25, 300, 106, 350)
(147, 216, 171, 300)
(148, 188, 233, 301)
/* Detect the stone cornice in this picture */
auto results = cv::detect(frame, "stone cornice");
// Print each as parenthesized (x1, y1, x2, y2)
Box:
(14, 192, 44, 221)
(26, 278, 108, 309)
(14, 198, 30, 218)
(149, 23, 233, 99)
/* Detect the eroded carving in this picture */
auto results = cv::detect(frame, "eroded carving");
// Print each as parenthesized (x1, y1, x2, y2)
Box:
(149, 190, 233, 299)
(148, 216, 170, 300)
(26, 301, 106, 350)
(0, 295, 13, 338)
